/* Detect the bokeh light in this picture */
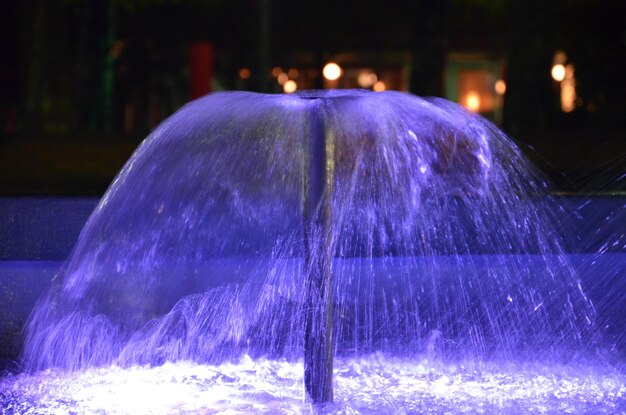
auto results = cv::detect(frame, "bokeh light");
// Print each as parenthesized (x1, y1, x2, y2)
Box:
(238, 68, 251, 80)
(272, 67, 283, 78)
(373, 81, 386, 92)
(551, 64, 566, 82)
(357, 71, 378, 88)
(323, 62, 342, 81)
(283, 80, 297, 93)
(277, 72, 288, 85)
(495, 79, 506, 95)
(561, 64, 576, 112)
(465, 91, 480, 111)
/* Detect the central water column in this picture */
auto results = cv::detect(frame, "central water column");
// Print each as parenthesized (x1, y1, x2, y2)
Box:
(303, 98, 335, 403)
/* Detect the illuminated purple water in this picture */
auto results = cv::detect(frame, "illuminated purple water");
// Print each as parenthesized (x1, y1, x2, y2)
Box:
(2, 90, 623, 413)
(2, 356, 624, 414)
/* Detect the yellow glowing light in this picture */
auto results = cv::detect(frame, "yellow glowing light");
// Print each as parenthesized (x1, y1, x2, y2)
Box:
(323, 62, 342, 81)
(465, 92, 480, 111)
(357, 71, 378, 88)
(238, 68, 251, 80)
(561, 64, 576, 113)
(495, 79, 506, 95)
(283, 80, 297, 93)
(551, 64, 566, 82)
(373, 81, 386, 92)
(272, 67, 282, 77)
(287, 68, 299, 79)
(277, 72, 288, 85)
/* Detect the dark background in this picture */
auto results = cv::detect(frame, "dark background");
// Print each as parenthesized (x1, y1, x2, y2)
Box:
(1, 0, 625, 195)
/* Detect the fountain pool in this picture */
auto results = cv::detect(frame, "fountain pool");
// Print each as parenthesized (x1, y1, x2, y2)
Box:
(2, 355, 625, 414)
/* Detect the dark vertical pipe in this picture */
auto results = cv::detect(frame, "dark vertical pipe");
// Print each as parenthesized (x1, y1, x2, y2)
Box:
(303, 99, 334, 403)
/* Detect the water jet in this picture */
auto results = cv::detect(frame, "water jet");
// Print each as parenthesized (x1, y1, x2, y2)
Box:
(1, 90, 624, 413)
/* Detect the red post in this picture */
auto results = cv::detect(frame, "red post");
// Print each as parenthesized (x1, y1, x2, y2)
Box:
(189, 42, 214, 99)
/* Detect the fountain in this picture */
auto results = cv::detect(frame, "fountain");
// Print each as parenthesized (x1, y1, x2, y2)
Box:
(1, 90, 624, 413)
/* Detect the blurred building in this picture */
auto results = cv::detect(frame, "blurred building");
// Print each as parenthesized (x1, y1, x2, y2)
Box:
(2, 0, 624, 137)
(1, 0, 624, 194)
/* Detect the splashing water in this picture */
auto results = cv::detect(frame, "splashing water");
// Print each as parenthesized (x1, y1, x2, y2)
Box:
(2, 356, 625, 414)
(3, 90, 623, 413)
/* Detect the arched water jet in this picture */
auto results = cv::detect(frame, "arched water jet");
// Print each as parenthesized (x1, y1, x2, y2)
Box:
(10, 90, 620, 413)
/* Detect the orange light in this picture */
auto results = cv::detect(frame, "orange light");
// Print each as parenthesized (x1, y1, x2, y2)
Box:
(373, 81, 386, 92)
(357, 71, 377, 88)
(465, 92, 480, 111)
(272, 67, 282, 77)
(322, 62, 342, 81)
(287, 68, 299, 79)
(283, 80, 297, 93)
(495, 79, 506, 95)
(551, 64, 566, 82)
(238, 68, 251, 80)
(561, 64, 576, 112)
(277, 72, 288, 85)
